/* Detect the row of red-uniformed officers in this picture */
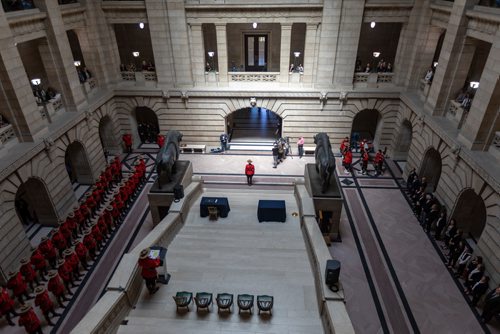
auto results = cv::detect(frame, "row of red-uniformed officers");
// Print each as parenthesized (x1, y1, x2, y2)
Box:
(1, 156, 147, 333)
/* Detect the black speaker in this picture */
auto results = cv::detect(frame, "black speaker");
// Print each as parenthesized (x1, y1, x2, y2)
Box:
(325, 260, 341, 286)
(173, 184, 184, 201)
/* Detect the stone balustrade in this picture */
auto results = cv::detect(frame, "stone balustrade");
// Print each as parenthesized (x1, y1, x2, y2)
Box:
(120, 71, 157, 87)
(228, 72, 280, 82)
(0, 124, 15, 147)
(447, 100, 469, 129)
(353, 72, 394, 88)
(120, 71, 136, 81)
(82, 77, 97, 95)
(489, 131, 500, 161)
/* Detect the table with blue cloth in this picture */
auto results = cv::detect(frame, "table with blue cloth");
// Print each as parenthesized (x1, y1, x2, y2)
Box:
(257, 200, 286, 223)
(200, 197, 230, 218)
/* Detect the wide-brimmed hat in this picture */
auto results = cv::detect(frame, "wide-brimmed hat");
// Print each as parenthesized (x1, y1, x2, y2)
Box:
(41, 236, 48, 242)
(68, 212, 75, 218)
(83, 228, 91, 235)
(63, 249, 73, 257)
(7, 271, 17, 279)
(48, 270, 58, 278)
(57, 259, 65, 267)
(247, 159, 252, 163)
(106, 206, 113, 211)
(20, 257, 29, 265)
(35, 286, 45, 295)
(139, 248, 150, 260)
(19, 304, 32, 314)
(72, 238, 82, 246)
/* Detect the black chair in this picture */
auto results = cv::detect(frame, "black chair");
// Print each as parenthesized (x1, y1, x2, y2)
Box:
(216, 293, 233, 313)
(173, 291, 193, 311)
(194, 292, 213, 312)
(237, 294, 254, 314)
(257, 295, 274, 315)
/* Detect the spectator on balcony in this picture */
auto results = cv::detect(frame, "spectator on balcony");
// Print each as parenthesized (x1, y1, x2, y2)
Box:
(376, 59, 386, 72)
(297, 64, 304, 72)
(46, 87, 57, 100)
(206, 62, 212, 72)
(77, 69, 86, 83)
(365, 63, 371, 73)
(120, 64, 127, 72)
(82, 67, 92, 81)
(386, 63, 392, 72)
(141, 60, 148, 71)
(355, 59, 362, 72)
(126, 63, 136, 72)
(289, 63, 294, 72)
(455, 89, 467, 103)
(461, 93, 472, 112)
(146, 62, 155, 71)
(424, 67, 434, 83)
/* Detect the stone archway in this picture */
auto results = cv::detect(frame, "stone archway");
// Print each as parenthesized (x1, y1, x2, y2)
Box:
(419, 147, 442, 192)
(65, 141, 93, 185)
(134, 106, 159, 145)
(15, 177, 57, 227)
(393, 120, 413, 160)
(451, 188, 486, 241)
(226, 106, 282, 141)
(351, 109, 382, 149)
(99, 115, 117, 154)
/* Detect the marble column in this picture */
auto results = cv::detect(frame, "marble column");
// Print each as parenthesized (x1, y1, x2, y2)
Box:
(459, 31, 500, 150)
(426, 0, 479, 116)
(315, 0, 342, 87)
(215, 23, 228, 85)
(165, 0, 193, 87)
(78, 0, 122, 88)
(145, 0, 175, 88)
(33, 0, 86, 112)
(189, 23, 205, 86)
(333, 0, 364, 89)
(303, 23, 318, 86)
(0, 7, 42, 140)
(280, 23, 292, 85)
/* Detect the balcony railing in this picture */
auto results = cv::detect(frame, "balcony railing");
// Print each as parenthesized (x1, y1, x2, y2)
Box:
(0, 124, 15, 147)
(228, 72, 279, 82)
(38, 94, 63, 123)
(120, 71, 157, 86)
(1, 0, 35, 12)
(353, 72, 394, 87)
(447, 100, 470, 129)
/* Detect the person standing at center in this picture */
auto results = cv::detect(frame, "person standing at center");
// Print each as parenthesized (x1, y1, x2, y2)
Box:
(297, 136, 304, 158)
(245, 159, 255, 186)
(138, 248, 161, 295)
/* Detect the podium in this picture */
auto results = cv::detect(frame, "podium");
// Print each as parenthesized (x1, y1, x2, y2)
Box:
(149, 246, 170, 285)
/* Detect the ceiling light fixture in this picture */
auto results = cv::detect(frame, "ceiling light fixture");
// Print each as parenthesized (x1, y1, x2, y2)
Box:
(252, 22, 257, 29)
(139, 22, 145, 29)
(132, 51, 140, 57)
(373, 52, 381, 58)
(370, 22, 376, 29)
(470, 81, 479, 89)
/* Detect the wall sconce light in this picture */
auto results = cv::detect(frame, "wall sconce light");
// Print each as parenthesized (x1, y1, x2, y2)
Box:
(470, 81, 479, 89)
(31, 78, 41, 86)
(208, 51, 215, 57)
(139, 22, 145, 29)
(370, 22, 376, 29)
(74, 60, 81, 67)
(294, 52, 301, 58)
(252, 22, 257, 29)
(373, 52, 381, 58)
(433, 62, 438, 68)
(250, 97, 257, 107)
(132, 51, 140, 58)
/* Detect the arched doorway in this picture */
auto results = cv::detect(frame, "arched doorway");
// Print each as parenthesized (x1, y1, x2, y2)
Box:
(134, 107, 159, 145)
(226, 107, 282, 142)
(393, 120, 413, 159)
(351, 109, 382, 149)
(65, 141, 93, 185)
(419, 147, 442, 192)
(15, 178, 57, 227)
(451, 189, 486, 241)
(99, 116, 117, 155)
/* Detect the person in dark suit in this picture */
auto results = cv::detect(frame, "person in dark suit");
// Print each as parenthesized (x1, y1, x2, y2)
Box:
(471, 276, 489, 306)
(465, 263, 485, 292)
(481, 286, 500, 323)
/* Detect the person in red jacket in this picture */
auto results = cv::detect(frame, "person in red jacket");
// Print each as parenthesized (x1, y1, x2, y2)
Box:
(0, 286, 18, 326)
(156, 134, 165, 148)
(65, 214, 78, 239)
(245, 159, 255, 186)
(91, 222, 104, 250)
(47, 271, 70, 307)
(103, 207, 115, 231)
(34, 285, 60, 326)
(20, 257, 39, 290)
(83, 229, 97, 260)
(374, 149, 385, 176)
(39, 237, 57, 269)
(51, 228, 67, 258)
(342, 148, 353, 175)
(340, 137, 349, 156)
(122, 133, 132, 153)
(7, 271, 31, 303)
(63, 248, 82, 281)
(137, 248, 161, 295)
(57, 259, 76, 291)
(30, 248, 48, 280)
(361, 149, 370, 175)
(59, 220, 73, 247)
(18, 304, 43, 334)
(73, 238, 89, 270)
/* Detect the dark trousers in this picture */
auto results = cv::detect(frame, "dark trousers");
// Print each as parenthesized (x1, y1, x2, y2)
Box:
(246, 175, 253, 185)
(298, 145, 303, 158)
(145, 277, 157, 293)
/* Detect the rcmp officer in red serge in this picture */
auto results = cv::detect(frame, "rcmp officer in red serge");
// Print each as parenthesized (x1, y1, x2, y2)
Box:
(34, 285, 60, 326)
(7, 271, 32, 303)
(245, 159, 255, 186)
(30, 247, 48, 279)
(47, 270, 70, 307)
(20, 257, 39, 290)
(18, 304, 43, 334)
(138, 248, 161, 295)
(0, 286, 18, 326)
(39, 236, 57, 269)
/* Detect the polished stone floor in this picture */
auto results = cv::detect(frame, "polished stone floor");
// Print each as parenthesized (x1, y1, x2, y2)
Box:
(2, 148, 499, 334)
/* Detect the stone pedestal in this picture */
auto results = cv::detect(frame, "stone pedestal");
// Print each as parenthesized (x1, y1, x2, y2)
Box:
(304, 164, 343, 240)
(148, 160, 193, 225)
